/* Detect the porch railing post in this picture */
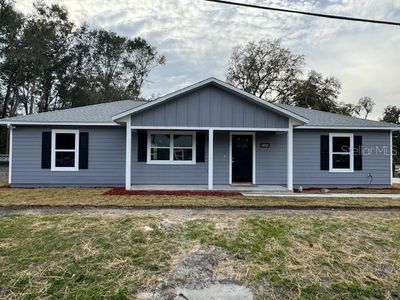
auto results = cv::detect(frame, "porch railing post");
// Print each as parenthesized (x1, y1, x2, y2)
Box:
(125, 118, 132, 190)
(287, 120, 293, 191)
(8, 125, 13, 185)
(208, 129, 214, 190)
(390, 130, 393, 186)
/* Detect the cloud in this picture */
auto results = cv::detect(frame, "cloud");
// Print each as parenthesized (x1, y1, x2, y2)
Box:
(16, 0, 400, 119)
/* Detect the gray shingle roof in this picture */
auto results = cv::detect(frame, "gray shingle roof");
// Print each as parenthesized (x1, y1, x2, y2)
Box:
(0, 100, 147, 124)
(0, 92, 398, 129)
(275, 103, 399, 128)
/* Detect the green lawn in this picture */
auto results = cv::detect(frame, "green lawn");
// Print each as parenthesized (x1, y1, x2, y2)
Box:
(1, 213, 399, 299)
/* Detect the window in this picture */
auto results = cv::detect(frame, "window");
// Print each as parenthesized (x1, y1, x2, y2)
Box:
(147, 131, 196, 164)
(329, 133, 353, 172)
(51, 130, 79, 171)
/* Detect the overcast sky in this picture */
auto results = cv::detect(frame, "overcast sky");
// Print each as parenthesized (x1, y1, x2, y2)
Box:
(16, 0, 400, 119)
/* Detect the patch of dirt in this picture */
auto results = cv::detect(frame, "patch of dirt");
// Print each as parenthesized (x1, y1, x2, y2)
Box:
(103, 188, 242, 197)
(300, 184, 400, 194)
(137, 245, 254, 300)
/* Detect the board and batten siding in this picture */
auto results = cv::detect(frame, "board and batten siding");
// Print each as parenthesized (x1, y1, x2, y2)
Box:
(131, 85, 289, 128)
(293, 130, 392, 187)
(11, 126, 126, 186)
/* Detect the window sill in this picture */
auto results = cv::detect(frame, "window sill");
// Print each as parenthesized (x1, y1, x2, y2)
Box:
(329, 169, 354, 173)
(146, 161, 196, 165)
(51, 168, 79, 172)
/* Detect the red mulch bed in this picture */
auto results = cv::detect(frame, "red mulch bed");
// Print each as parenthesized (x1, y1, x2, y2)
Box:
(103, 188, 242, 197)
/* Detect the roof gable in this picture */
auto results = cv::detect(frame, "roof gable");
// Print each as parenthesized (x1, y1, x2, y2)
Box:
(130, 84, 290, 128)
(112, 78, 309, 124)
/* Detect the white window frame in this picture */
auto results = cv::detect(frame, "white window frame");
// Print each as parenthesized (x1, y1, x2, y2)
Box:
(329, 133, 354, 173)
(147, 131, 196, 165)
(51, 129, 79, 171)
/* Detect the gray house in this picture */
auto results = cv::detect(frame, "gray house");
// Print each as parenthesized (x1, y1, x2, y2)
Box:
(1, 78, 398, 191)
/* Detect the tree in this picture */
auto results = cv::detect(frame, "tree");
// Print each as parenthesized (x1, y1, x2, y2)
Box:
(0, 1, 165, 112)
(20, 2, 75, 113)
(290, 70, 341, 112)
(60, 28, 165, 108)
(0, 0, 25, 118)
(382, 106, 400, 124)
(226, 39, 304, 102)
(336, 102, 361, 117)
(0, 1, 165, 153)
(226, 40, 347, 115)
(358, 96, 375, 119)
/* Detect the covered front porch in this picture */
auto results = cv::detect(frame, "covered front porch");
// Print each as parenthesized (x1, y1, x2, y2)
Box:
(128, 184, 290, 193)
(124, 124, 294, 192)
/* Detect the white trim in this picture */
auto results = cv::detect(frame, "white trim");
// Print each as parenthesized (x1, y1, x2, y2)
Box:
(229, 132, 256, 185)
(390, 131, 393, 186)
(51, 129, 79, 171)
(208, 129, 214, 190)
(329, 133, 354, 173)
(287, 120, 293, 191)
(8, 126, 13, 184)
(297, 126, 400, 131)
(131, 126, 289, 132)
(146, 131, 196, 165)
(112, 77, 309, 123)
(125, 118, 132, 190)
(0, 121, 118, 126)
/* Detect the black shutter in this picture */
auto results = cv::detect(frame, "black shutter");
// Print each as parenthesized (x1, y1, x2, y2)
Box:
(196, 132, 206, 162)
(320, 135, 329, 170)
(79, 132, 89, 169)
(41, 132, 51, 169)
(138, 131, 147, 162)
(354, 135, 362, 171)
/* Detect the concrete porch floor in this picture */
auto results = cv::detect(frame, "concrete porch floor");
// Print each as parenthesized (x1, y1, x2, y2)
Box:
(130, 184, 291, 193)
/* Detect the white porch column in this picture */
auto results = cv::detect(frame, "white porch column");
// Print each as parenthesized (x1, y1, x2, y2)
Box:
(8, 125, 13, 185)
(390, 130, 393, 186)
(287, 120, 293, 191)
(125, 118, 132, 190)
(208, 129, 214, 190)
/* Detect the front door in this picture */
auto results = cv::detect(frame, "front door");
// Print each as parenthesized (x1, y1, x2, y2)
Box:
(231, 134, 253, 183)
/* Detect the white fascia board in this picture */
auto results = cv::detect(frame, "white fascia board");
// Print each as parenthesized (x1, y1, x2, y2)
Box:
(0, 121, 119, 126)
(295, 126, 400, 130)
(130, 126, 289, 131)
(112, 77, 309, 124)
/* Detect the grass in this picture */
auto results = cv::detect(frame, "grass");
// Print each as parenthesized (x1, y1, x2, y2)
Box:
(0, 213, 399, 299)
(0, 187, 400, 209)
(303, 183, 400, 194)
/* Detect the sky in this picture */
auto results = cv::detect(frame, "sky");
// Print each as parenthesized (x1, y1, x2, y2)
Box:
(15, 0, 400, 119)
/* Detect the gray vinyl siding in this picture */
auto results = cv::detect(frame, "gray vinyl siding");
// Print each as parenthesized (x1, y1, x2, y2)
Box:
(130, 130, 288, 185)
(213, 132, 229, 184)
(293, 130, 391, 187)
(213, 131, 287, 185)
(10, 126, 392, 188)
(130, 131, 208, 185)
(131, 85, 289, 128)
(256, 132, 287, 185)
(11, 126, 126, 186)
